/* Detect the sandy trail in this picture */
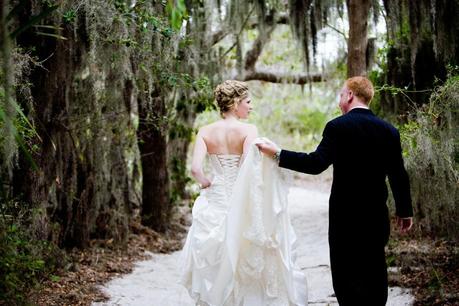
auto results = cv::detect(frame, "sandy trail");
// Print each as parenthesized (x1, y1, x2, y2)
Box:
(94, 187, 414, 306)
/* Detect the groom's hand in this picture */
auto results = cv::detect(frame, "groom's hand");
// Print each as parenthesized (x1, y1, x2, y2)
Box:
(397, 217, 413, 234)
(256, 140, 280, 157)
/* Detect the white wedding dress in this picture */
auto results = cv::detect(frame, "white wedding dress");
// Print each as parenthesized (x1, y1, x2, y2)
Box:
(180, 139, 307, 306)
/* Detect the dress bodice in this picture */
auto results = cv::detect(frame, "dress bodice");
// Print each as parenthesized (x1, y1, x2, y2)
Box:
(208, 154, 241, 198)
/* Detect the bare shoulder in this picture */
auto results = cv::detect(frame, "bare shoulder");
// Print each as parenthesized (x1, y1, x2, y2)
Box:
(239, 122, 258, 134)
(197, 122, 217, 136)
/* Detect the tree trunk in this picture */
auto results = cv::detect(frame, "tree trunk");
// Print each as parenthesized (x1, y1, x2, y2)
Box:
(13, 1, 142, 248)
(139, 93, 171, 232)
(346, 0, 371, 77)
(1, 0, 18, 189)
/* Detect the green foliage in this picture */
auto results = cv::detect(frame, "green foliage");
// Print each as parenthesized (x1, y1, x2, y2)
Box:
(166, 0, 187, 31)
(62, 9, 76, 23)
(0, 203, 65, 304)
(113, 0, 178, 40)
(167, 74, 213, 206)
(397, 73, 459, 240)
(283, 107, 328, 136)
(169, 121, 194, 140)
(190, 76, 215, 114)
(386, 253, 396, 267)
(0, 89, 39, 172)
(106, 0, 214, 217)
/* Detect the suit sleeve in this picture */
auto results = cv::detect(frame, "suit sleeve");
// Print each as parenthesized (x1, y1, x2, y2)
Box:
(388, 129, 413, 218)
(278, 121, 335, 174)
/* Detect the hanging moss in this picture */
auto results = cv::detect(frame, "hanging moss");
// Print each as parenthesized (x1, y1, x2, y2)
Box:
(4, 0, 196, 246)
(397, 74, 459, 240)
(380, 0, 459, 115)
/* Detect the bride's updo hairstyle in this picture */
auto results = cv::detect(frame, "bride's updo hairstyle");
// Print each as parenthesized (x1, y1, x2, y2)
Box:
(214, 80, 248, 117)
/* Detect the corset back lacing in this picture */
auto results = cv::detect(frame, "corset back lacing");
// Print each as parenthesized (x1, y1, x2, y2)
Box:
(215, 155, 241, 197)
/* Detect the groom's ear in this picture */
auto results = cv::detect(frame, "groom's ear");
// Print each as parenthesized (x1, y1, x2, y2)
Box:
(347, 90, 354, 102)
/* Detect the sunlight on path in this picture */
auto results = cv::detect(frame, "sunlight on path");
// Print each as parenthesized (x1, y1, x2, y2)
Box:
(93, 187, 414, 306)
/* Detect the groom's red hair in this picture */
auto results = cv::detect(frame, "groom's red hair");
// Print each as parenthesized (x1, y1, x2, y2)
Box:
(345, 76, 374, 104)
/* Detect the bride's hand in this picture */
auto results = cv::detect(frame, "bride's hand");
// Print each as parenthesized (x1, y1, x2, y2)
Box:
(200, 178, 211, 189)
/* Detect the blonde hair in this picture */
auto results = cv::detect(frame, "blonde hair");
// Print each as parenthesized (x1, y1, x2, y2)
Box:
(214, 80, 249, 116)
(345, 76, 375, 104)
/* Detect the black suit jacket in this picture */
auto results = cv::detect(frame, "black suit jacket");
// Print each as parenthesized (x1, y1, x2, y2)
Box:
(279, 108, 413, 247)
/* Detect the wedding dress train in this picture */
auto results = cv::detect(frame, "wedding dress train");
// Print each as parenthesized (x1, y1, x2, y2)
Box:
(180, 139, 307, 306)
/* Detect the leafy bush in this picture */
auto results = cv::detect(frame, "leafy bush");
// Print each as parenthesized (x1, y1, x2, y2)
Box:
(0, 204, 65, 304)
(398, 74, 459, 240)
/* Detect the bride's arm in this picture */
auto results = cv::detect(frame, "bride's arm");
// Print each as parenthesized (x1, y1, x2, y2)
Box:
(191, 130, 212, 188)
(241, 124, 258, 163)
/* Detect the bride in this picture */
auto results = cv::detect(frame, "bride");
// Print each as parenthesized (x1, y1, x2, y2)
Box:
(180, 80, 307, 306)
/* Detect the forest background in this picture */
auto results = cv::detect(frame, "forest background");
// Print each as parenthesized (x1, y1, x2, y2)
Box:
(0, 0, 457, 305)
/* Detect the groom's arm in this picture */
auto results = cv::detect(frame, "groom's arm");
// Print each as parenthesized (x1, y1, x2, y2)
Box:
(388, 129, 413, 218)
(279, 121, 336, 174)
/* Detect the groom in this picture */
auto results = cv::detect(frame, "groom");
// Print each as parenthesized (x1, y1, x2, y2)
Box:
(257, 76, 413, 305)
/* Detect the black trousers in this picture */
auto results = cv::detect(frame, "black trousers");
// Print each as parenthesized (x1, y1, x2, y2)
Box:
(329, 243, 388, 306)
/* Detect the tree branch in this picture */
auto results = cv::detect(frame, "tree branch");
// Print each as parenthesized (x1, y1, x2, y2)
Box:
(210, 13, 290, 46)
(210, 29, 228, 46)
(247, 13, 289, 28)
(244, 25, 275, 71)
(218, 6, 255, 60)
(325, 22, 348, 41)
(242, 70, 325, 84)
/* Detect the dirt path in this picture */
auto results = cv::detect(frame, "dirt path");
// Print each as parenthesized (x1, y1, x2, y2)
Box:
(94, 187, 414, 306)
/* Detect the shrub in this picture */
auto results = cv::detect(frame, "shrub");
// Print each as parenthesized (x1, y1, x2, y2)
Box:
(398, 74, 459, 241)
(0, 202, 65, 304)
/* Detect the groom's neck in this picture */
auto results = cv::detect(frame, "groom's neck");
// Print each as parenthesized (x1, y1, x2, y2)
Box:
(346, 100, 370, 113)
(349, 105, 369, 111)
